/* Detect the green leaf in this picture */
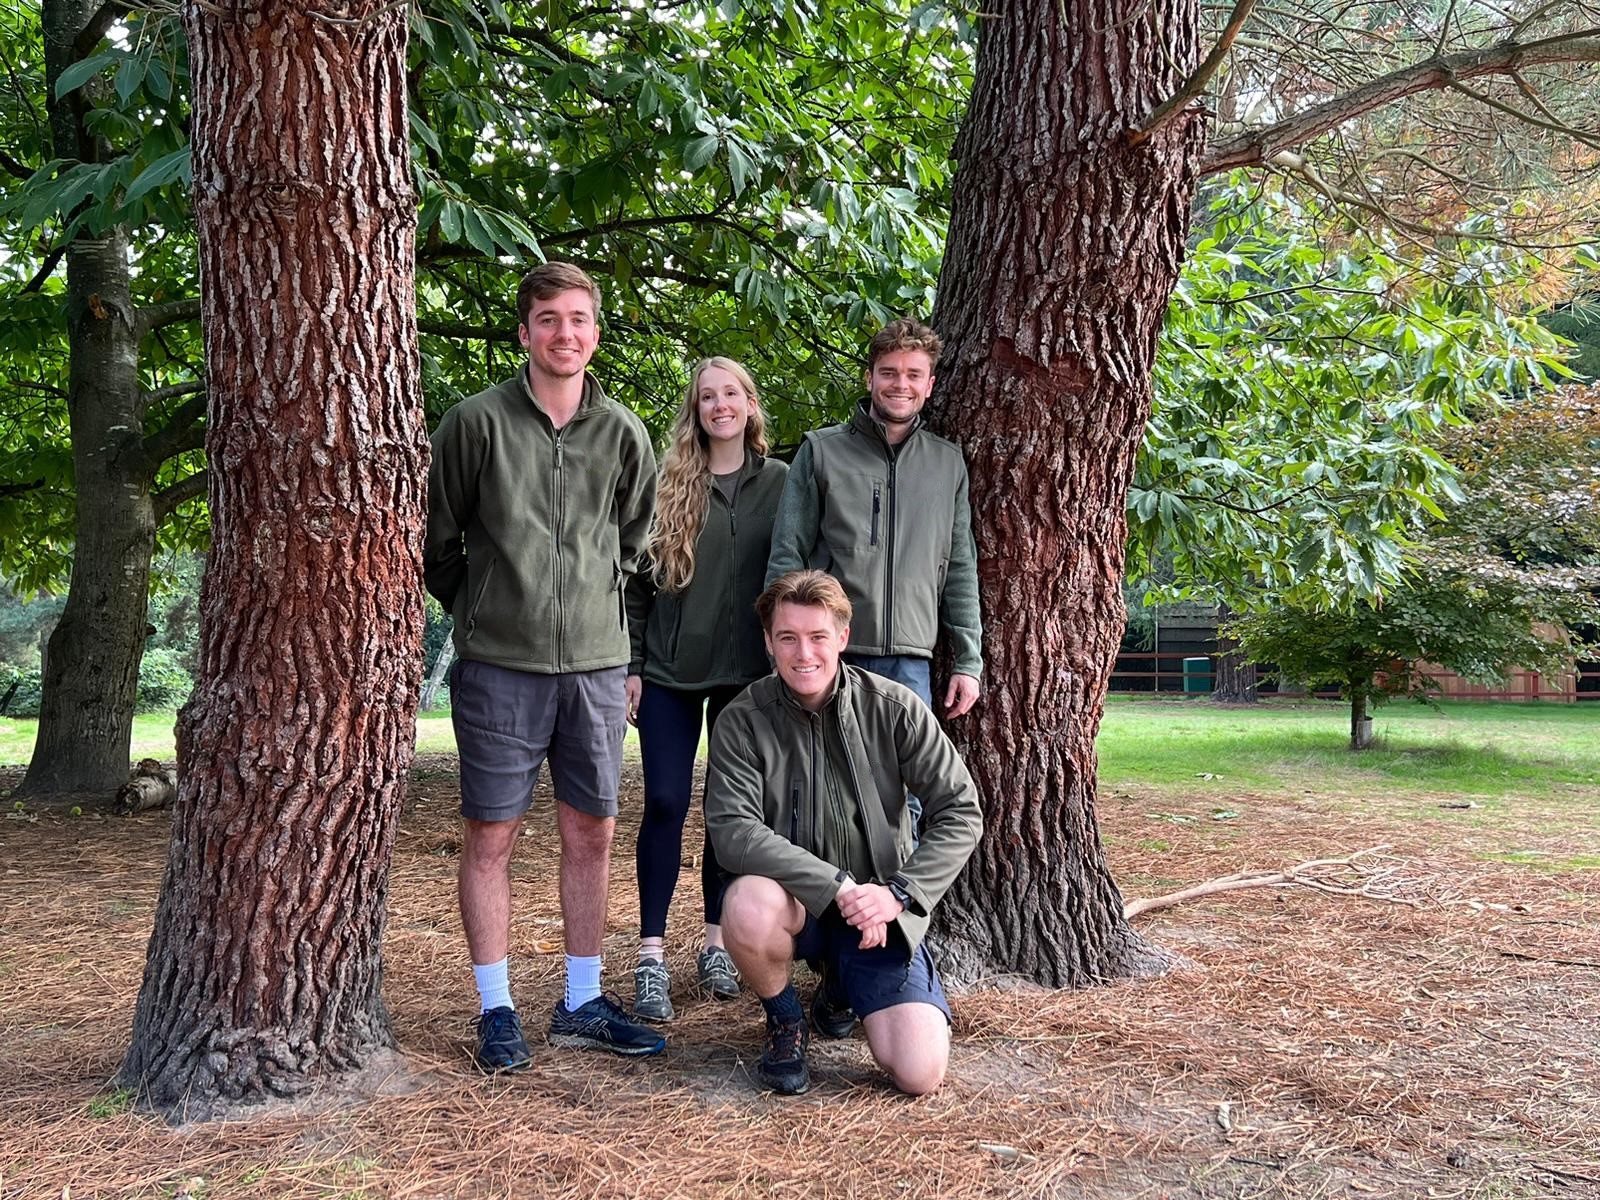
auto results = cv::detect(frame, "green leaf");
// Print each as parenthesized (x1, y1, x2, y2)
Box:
(53, 50, 122, 98)
(461, 206, 497, 259)
(123, 148, 190, 209)
(683, 135, 720, 172)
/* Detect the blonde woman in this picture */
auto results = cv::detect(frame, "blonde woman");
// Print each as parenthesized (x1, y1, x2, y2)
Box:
(624, 357, 789, 1021)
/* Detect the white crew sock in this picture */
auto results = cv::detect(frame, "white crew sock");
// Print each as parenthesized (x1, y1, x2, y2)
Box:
(565, 954, 602, 1011)
(473, 957, 513, 1013)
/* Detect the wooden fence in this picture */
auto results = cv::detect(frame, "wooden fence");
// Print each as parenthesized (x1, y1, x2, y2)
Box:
(1109, 652, 1600, 702)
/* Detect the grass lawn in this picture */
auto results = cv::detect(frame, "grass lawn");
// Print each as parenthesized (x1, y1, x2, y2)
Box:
(7, 697, 1597, 804)
(1099, 694, 1600, 803)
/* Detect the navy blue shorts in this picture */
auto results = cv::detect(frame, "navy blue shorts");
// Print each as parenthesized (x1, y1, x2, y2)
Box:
(795, 908, 950, 1022)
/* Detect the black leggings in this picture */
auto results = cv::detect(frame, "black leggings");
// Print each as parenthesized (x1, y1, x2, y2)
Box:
(635, 681, 743, 939)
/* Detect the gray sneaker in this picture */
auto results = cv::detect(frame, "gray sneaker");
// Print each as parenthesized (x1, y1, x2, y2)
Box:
(633, 958, 675, 1022)
(697, 946, 740, 1000)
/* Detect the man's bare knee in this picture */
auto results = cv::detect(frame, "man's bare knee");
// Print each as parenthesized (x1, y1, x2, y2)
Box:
(462, 818, 520, 871)
(721, 876, 792, 939)
(887, 1051, 947, 1097)
(865, 1004, 950, 1096)
(557, 804, 615, 862)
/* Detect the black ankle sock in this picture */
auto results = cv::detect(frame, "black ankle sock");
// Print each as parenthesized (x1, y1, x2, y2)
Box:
(760, 983, 802, 1025)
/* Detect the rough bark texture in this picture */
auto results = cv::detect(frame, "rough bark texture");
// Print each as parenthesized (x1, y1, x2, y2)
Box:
(927, 0, 1205, 986)
(120, 0, 425, 1113)
(22, 0, 156, 800)
(1211, 649, 1258, 702)
(1212, 610, 1258, 703)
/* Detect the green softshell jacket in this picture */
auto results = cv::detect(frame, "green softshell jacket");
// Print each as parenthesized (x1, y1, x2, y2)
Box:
(424, 372, 657, 673)
(704, 665, 982, 951)
(765, 405, 983, 677)
(625, 452, 789, 689)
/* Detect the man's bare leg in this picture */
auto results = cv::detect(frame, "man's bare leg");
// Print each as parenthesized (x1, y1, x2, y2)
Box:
(459, 816, 524, 965)
(863, 1002, 950, 1096)
(720, 875, 807, 996)
(556, 801, 614, 957)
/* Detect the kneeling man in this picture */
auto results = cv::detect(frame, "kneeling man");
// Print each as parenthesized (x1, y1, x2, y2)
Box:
(705, 570, 982, 1095)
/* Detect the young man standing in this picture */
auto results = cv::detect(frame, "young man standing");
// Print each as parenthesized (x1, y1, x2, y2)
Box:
(765, 318, 984, 829)
(425, 262, 664, 1070)
(705, 571, 982, 1096)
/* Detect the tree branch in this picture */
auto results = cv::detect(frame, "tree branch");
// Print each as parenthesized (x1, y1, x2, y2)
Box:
(417, 318, 520, 343)
(73, 0, 133, 59)
(153, 470, 208, 522)
(142, 388, 207, 465)
(0, 478, 46, 500)
(1202, 33, 1600, 175)
(0, 149, 33, 181)
(1132, 0, 1259, 143)
(23, 243, 67, 293)
(137, 298, 201, 337)
(1448, 78, 1600, 151)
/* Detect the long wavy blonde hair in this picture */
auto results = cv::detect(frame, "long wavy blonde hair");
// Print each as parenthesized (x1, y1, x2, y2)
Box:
(648, 357, 769, 592)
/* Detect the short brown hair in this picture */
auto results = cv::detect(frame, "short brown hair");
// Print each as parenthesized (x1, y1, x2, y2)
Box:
(756, 570, 852, 632)
(516, 262, 602, 326)
(867, 317, 942, 372)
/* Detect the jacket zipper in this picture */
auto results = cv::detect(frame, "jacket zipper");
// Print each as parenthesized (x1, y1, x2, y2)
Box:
(870, 484, 880, 547)
(790, 781, 801, 844)
(807, 712, 820, 856)
(553, 429, 565, 670)
(885, 455, 897, 650)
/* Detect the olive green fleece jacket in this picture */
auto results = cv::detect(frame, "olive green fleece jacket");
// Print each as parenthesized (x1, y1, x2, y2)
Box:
(424, 371, 656, 674)
(625, 452, 788, 689)
(705, 665, 982, 951)
(765, 405, 983, 678)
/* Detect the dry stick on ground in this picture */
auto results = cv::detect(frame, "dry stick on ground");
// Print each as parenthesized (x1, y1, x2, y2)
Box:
(1123, 846, 1419, 919)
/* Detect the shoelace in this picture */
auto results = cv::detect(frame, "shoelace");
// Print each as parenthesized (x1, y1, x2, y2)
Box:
(637, 967, 668, 1003)
(766, 1020, 805, 1060)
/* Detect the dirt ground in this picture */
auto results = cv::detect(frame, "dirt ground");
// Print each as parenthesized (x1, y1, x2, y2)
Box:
(2, 756, 1597, 1199)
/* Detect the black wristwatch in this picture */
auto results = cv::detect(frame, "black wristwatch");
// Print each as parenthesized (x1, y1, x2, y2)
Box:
(885, 877, 916, 913)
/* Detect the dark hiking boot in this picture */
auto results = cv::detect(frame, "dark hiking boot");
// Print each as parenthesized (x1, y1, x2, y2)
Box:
(758, 1014, 811, 1095)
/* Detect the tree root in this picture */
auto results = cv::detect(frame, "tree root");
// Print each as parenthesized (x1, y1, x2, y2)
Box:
(1124, 845, 1417, 919)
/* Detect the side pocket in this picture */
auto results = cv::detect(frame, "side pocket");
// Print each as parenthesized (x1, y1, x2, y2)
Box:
(465, 557, 497, 640)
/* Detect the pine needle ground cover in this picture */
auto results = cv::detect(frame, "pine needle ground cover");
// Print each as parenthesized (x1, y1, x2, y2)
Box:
(2, 698, 1596, 1198)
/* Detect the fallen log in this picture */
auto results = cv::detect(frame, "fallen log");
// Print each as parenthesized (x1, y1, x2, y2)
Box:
(114, 759, 177, 815)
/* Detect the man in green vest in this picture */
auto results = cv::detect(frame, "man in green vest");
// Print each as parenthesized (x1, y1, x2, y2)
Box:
(765, 318, 983, 831)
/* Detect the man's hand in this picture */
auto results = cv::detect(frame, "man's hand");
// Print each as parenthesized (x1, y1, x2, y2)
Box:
(942, 672, 981, 718)
(835, 879, 903, 950)
(625, 674, 642, 726)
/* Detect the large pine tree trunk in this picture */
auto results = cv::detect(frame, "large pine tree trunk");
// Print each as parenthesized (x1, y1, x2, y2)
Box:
(22, 0, 156, 800)
(927, 0, 1204, 986)
(120, 0, 425, 1112)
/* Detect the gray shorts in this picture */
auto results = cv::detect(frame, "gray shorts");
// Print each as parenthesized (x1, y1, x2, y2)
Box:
(450, 659, 626, 823)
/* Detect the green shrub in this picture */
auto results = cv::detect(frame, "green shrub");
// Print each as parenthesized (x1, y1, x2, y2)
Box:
(0, 668, 43, 717)
(136, 646, 193, 712)
(0, 648, 193, 718)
